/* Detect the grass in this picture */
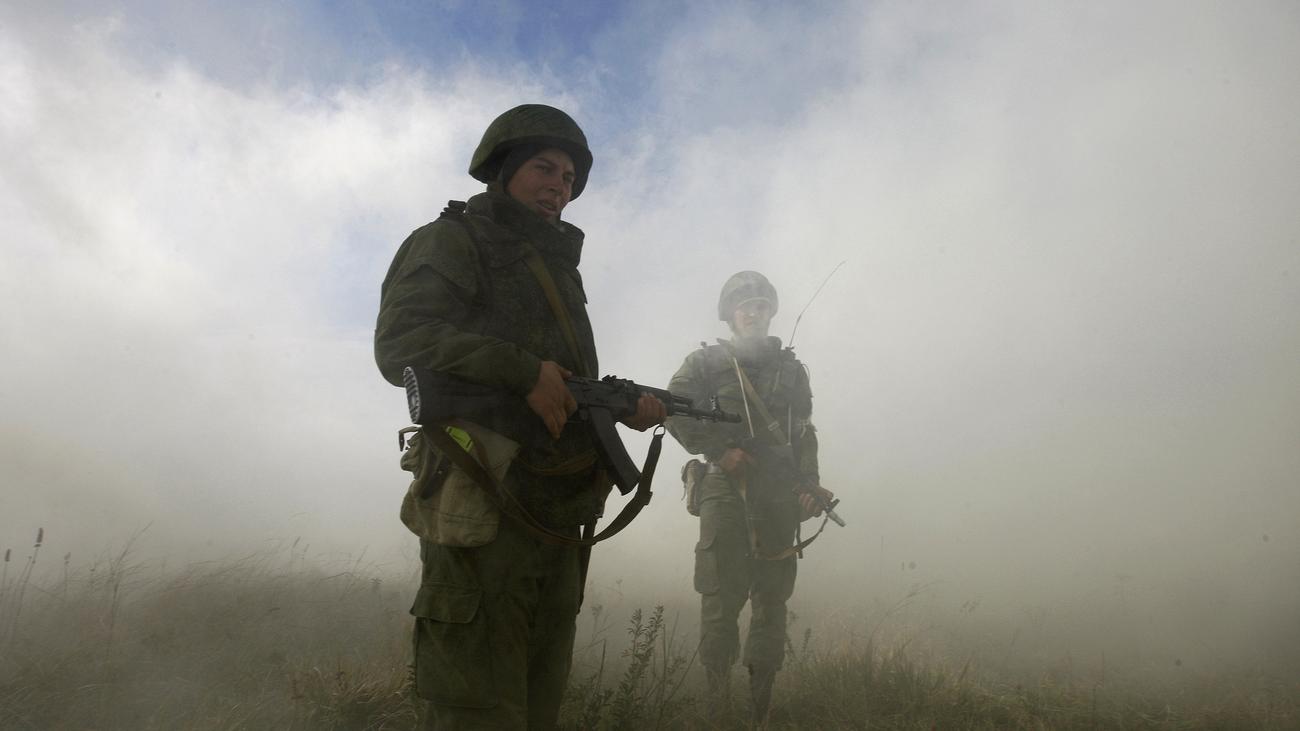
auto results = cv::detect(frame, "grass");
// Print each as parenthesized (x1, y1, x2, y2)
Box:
(560, 605, 698, 729)
(1, 531, 1296, 729)
(0, 530, 416, 730)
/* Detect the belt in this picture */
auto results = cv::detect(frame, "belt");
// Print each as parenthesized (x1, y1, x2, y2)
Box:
(705, 462, 726, 475)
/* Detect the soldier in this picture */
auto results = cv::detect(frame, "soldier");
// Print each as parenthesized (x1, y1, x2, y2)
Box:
(374, 104, 664, 729)
(665, 271, 835, 724)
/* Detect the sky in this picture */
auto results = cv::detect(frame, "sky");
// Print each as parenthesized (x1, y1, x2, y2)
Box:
(3, 0, 1299, 668)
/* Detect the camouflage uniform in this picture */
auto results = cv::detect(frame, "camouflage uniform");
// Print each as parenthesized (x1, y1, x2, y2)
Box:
(374, 106, 604, 729)
(666, 329, 819, 693)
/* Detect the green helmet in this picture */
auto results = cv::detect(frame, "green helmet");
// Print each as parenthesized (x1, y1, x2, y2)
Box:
(718, 271, 779, 321)
(468, 104, 593, 199)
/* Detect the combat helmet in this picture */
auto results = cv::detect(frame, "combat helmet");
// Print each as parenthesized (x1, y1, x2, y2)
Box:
(718, 271, 779, 321)
(469, 104, 593, 199)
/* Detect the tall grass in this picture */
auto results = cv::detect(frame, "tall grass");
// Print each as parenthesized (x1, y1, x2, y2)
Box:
(2, 528, 43, 648)
(561, 605, 698, 729)
(0, 531, 415, 730)
(1, 532, 1295, 729)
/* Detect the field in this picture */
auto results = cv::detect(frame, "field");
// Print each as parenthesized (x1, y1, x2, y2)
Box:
(1, 531, 1296, 730)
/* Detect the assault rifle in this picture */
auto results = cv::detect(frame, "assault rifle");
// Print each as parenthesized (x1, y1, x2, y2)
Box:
(403, 366, 740, 494)
(739, 439, 846, 527)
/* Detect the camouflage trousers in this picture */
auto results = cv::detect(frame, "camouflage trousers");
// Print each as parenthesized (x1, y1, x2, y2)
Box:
(693, 471, 799, 674)
(412, 516, 583, 730)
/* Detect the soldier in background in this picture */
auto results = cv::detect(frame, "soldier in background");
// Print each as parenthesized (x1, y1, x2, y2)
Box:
(665, 271, 835, 725)
(374, 104, 663, 729)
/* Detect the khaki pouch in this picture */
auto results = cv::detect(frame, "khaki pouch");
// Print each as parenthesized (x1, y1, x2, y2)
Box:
(399, 420, 520, 547)
(681, 458, 706, 517)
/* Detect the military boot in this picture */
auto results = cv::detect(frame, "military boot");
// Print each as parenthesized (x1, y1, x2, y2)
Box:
(705, 666, 732, 718)
(748, 664, 777, 728)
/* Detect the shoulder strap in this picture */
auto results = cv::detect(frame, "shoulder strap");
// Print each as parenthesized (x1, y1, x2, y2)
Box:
(519, 242, 593, 378)
(439, 201, 590, 378)
(728, 349, 789, 446)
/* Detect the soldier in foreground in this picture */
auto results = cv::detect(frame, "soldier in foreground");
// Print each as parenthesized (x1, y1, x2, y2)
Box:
(374, 104, 664, 729)
(665, 271, 836, 725)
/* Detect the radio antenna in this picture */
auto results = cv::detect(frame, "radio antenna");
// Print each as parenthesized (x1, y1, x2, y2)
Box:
(787, 260, 845, 349)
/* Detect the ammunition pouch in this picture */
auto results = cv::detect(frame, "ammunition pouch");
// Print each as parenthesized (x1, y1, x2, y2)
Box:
(681, 458, 706, 517)
(398, 421, 520, 547)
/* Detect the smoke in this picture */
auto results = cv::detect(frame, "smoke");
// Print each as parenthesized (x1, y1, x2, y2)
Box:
(2, 1, 1298, 669)
(581, 0, 1300, 668)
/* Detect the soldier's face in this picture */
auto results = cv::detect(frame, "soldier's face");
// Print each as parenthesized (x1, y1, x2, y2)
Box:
(506, 147, 575, 222)
(731, 299, 773, 339)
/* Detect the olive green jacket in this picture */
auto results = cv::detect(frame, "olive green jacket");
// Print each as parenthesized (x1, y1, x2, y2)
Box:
(375, 191, 599, 473)
(666, 337, 819, 489)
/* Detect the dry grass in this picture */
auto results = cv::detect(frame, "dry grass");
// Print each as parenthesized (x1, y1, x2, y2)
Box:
(1, 530, 1296, 730)
(0, 530, 415, 730)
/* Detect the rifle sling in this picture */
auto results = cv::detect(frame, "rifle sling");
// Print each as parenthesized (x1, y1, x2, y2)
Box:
(728, 348, 831, 559)
(425, 422, 662, 548)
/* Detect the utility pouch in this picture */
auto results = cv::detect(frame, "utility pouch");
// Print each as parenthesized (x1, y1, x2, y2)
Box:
(681, 458, 706, 517)
(398, 421, 520, 547)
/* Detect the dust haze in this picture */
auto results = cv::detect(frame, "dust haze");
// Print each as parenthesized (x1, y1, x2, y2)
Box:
(3, 0, 1298, 684)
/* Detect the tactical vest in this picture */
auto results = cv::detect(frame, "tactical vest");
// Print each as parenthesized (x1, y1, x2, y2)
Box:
(693, 339, 812, 449)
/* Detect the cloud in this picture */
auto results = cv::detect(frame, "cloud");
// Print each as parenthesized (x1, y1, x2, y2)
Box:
(0, 13, 566, 562)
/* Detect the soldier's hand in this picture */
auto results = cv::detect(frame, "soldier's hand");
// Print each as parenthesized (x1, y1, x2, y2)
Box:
(799, 485, 835, 521)
(527, 361, 577, 439)
(718, 447, 753, 475)
(619, 394, 667, 432)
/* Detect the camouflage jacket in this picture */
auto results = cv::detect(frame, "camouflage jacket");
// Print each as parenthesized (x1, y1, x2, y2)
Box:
(375, 191, 600, 476)
(666, 336, 820, 490)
